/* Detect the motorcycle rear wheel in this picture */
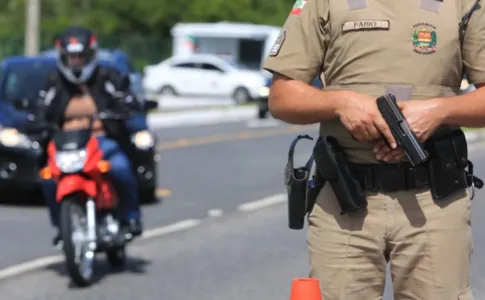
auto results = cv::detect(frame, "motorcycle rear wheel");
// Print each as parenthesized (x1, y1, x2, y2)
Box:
(60, 197, 96, 287)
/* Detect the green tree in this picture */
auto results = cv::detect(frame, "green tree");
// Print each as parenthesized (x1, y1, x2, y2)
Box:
(0, 0, 295, 66)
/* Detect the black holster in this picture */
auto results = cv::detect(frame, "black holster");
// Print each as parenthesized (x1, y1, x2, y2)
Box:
(313, 136, 367, 215)
(425, 129, 483, 200)
(285, 135, 325, 230)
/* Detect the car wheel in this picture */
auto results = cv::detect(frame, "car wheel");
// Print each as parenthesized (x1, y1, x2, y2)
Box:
(232, 87, 250, 104)
(159, 86, 177, 97)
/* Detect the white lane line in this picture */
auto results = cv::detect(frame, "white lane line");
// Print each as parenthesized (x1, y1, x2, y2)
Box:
(237, 194, 287, 211)
(0, 255, 63, 281)
(207, 209, 224, 218)
(246, 119, 281, 128)
(140, 219, 201, 240)
(0, 218, 201, 281)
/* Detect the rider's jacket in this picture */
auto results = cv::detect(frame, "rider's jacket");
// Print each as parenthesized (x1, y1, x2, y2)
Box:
(35, 65, 142, 141)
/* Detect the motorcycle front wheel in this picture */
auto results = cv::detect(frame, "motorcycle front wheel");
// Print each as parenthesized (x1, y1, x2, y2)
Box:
(60, 197, 96, 287)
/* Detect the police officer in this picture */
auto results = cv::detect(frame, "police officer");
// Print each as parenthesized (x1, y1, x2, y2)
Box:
(264, 0, 485, 299)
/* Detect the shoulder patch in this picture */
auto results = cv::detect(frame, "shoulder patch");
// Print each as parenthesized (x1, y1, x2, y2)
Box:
(291, 0, 308, 15)
(269, 30, 286, 57)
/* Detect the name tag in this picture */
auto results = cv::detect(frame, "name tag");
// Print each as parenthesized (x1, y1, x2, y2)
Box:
(342, 20, 390, 32)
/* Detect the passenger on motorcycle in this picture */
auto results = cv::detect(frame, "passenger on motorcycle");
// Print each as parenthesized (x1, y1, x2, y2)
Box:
(34, 26, 146, 247)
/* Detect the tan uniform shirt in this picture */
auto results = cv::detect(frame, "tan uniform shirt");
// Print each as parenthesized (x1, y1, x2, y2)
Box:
(263, 0, 485, 163)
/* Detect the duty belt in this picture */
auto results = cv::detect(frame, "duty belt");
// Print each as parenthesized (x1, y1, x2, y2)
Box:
(351, 163, 431, 192)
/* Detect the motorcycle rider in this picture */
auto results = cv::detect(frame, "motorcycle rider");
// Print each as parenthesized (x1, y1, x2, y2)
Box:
(35, 26, 146, 246)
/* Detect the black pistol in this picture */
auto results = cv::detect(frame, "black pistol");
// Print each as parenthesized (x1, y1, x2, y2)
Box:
(376, 94, 429, 166)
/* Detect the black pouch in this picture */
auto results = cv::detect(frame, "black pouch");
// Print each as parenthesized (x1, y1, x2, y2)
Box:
(426, 130, 483, 200)
(313, 136, 367, 215)
(285, 134, 323, 230)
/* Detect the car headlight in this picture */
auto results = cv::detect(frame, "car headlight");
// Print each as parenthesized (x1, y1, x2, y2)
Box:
(55, 149, 87, 173)
(0, 128, 33, 148)
(131, 130, 155, 150)
(259, 86, 270, 97)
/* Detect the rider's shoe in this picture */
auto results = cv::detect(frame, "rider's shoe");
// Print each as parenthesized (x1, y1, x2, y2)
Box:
(52, 231, 62, 248)
(123, 219, 143, 237)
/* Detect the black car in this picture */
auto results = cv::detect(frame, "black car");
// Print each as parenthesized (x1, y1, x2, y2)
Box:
(256, 76, 324, 119)
(0, 56, 55, 202)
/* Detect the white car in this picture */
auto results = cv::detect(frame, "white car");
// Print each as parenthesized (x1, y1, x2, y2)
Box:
(142, 54, 266, 104)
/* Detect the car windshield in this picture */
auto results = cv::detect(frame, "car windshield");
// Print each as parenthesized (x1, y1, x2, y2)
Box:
(228, 61, 259, 71)
(2, 60, 55, 104)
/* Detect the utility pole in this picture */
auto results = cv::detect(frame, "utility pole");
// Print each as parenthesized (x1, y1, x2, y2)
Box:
(25, 0, 40, 56)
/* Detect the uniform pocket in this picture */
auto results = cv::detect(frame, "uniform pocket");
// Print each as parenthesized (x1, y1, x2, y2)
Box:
(457, 286, 473, 300)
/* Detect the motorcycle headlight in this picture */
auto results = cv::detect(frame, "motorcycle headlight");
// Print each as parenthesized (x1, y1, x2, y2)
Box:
(131, 130, 155, 150)
(56, 149, 87, 173)
(0, 128, 33, 148)
(259, 86, 270, 97)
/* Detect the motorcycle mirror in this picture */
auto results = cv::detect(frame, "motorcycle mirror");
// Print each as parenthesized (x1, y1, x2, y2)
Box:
(144, 100, 158, 111)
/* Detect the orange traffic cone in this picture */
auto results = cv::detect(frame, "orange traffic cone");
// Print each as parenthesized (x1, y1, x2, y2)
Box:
(289, 278, 322, 300)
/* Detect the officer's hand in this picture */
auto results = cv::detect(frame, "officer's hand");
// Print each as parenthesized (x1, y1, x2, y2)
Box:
(373, 139, 406, 163)
(336, 92, 397, 148)
(397, 99, 444, 142)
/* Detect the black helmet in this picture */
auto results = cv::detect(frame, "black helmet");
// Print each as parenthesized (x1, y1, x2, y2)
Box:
(55, 26, 98, 84)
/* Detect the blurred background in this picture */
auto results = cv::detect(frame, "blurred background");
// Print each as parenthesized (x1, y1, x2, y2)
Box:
(0, 0, 294, 111)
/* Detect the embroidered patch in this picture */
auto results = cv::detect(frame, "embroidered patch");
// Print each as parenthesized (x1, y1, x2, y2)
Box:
(269, 30, 286, 56)
(412, 23, 437, 55)
(342, 20, 390, 32)
(291, 0, 307, 15)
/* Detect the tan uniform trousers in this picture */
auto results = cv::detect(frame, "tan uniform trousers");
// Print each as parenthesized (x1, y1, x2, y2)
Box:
(307, 184, 473, 300)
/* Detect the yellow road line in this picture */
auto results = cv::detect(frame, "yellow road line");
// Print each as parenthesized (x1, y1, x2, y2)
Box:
(156, 188, 172, 197)
(156, 125, 314, 151)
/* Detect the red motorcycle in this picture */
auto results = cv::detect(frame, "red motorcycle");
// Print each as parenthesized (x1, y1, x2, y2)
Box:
(39, 111, 135, 287)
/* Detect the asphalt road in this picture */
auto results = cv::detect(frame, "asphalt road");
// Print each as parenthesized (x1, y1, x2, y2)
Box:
(0, 118, 485, 299)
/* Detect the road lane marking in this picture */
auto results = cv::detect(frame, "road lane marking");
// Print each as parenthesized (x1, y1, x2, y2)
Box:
(156, 125, 314, 151)
(0, 255, 63, 281)
(156, 188, 172, 197)
(0, 218, 201, 281)
(246, 119, 281, 128)
(140, 219, 201, 240)
(238, 194, 287, 211)
(207, 209, 223, 218)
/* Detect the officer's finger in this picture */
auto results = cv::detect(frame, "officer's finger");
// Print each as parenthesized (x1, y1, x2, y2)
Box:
(352, 131, 366, 141)
(392, 154, 406, 162)
(382, 148, 405, 163)
(374, 118, 397, 149)
(366, 125, 381, 141)
(376, 146, 392, 161)
(373, 139, 387, 153)
(381, 150, 398, 162)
